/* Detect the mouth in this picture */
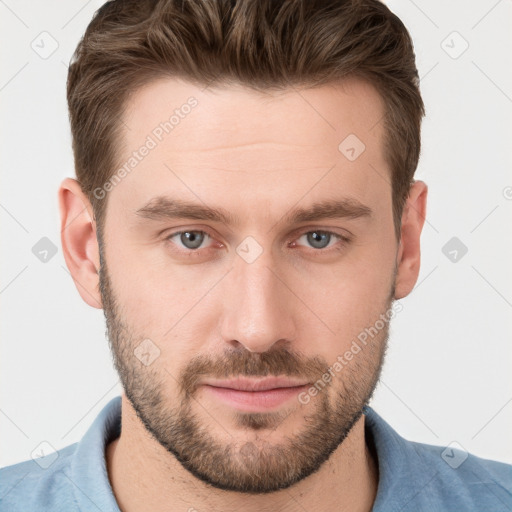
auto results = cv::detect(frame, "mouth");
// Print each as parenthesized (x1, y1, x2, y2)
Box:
(199, 377, 310, 412)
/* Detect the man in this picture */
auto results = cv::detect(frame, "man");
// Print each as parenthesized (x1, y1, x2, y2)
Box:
(1, 0, 511, 510)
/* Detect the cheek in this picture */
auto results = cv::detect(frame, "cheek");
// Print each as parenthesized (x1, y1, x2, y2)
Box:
(105, 239, 226, 357)
(291, 245, 395, 344)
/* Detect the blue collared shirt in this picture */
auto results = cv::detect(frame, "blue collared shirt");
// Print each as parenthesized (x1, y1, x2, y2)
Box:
(1, 396, 511, 511)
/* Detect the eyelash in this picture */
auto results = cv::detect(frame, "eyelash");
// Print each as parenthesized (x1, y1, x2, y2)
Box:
(163, 229, 351, 256)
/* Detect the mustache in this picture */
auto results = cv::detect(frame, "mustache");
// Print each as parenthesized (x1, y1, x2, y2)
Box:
(179, 347, 329, 396)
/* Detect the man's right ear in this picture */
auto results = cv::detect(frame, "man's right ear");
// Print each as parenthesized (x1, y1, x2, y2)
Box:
(58, 178, 102, 309)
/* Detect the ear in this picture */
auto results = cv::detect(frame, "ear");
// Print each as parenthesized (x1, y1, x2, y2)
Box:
(394, 180, 428, 300)
(58, 178, 102, 309)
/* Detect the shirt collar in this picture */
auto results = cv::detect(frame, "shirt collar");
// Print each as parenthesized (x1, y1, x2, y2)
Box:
(363, 404, 440, 510)
(70, 395, 122, 511)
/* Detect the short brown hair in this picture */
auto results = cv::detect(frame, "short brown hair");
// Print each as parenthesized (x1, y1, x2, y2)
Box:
(67, 0, 425, 239)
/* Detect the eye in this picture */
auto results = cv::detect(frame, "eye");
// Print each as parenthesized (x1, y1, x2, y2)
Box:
(294, 230, 349, 251)
(166, 230, 213, 251)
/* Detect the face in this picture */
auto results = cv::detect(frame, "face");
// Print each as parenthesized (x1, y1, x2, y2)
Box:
(98, 77, 399, 493)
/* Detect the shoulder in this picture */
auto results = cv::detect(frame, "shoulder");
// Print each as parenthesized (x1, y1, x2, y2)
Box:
(409, 439, 512, 509)
(0, 396, 121, 512)
(364, 407, 512, 511)
(0, 443, 79, 511)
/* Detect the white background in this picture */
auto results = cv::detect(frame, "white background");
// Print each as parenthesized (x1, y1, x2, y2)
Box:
(1, 0, 511, 468)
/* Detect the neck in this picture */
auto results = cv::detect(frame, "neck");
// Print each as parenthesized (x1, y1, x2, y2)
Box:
(106, 395, 378, 512)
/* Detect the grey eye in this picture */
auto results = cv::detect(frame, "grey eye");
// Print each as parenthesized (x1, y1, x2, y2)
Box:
(179, 231, 206, 249)
(306, 231, 332, 249)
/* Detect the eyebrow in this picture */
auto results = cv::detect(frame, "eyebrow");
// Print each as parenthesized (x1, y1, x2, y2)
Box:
(134, 195, 372, 227)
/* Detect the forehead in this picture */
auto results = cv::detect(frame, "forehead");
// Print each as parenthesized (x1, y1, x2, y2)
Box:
(121, 76, 385, 151)
(110, 76, 389, 216)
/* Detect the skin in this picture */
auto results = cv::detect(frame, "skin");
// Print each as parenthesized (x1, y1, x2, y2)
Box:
(59, 76, 427, 512)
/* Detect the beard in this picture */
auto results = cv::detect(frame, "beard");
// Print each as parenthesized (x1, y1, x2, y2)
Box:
(98, 240, 392, 494)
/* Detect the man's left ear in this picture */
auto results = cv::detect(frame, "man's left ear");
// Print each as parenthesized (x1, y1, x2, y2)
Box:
(394, 180, 428, 300)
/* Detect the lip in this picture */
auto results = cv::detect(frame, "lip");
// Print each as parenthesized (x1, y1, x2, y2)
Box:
(201, 376, 310, 391)
(200, 377, 310, 412)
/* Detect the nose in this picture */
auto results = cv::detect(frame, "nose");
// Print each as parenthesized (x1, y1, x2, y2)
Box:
(219, 249, 297, 353)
